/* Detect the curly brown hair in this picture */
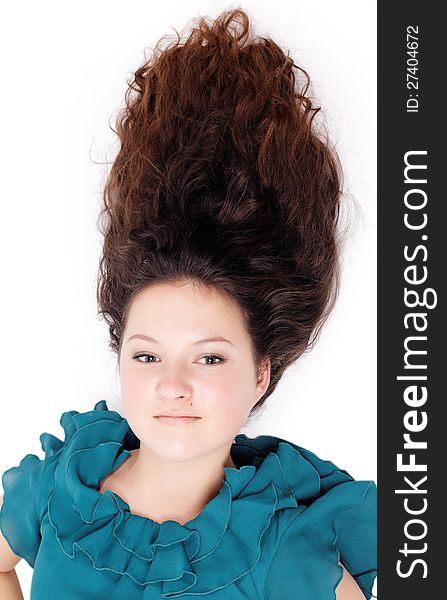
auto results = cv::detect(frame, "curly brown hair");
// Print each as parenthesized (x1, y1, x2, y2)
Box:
(96, 7, 349, 420)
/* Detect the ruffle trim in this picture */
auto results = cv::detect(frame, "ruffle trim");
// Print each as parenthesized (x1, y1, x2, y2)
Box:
(38, 400, 376, 598)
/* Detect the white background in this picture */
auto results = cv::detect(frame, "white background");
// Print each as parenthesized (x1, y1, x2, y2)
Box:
(0, 1, 377, 596)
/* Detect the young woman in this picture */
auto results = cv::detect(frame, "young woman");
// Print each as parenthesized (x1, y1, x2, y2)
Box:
(0, 8, 376, 599)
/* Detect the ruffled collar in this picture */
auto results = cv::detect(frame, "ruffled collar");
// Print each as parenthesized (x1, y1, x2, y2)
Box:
(41, 400, 354, 597)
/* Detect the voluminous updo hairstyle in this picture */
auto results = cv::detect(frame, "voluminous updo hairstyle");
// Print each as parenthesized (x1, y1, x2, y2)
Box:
(96, 7, 349, 421)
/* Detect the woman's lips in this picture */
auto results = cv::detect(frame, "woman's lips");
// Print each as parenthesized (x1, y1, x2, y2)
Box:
(154, 416, 201, 426)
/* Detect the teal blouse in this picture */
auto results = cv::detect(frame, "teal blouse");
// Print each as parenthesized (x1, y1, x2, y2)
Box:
(0, 400, 377, 599)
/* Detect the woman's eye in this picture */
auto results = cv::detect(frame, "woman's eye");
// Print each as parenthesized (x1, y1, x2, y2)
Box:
(133, 354, 158, 364)
(132, 354, 225, 365)
(199, 355, 225, 366)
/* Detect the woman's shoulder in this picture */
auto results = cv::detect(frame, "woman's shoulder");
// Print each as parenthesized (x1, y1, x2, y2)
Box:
(239, 432, 377, 557)
(236, 433, 377, 599)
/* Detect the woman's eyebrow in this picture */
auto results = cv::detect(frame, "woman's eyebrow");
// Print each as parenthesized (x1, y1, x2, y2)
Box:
(126, 334, 235, 347)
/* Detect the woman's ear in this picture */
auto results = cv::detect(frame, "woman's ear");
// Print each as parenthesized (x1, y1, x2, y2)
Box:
(255, 356, 271, 401)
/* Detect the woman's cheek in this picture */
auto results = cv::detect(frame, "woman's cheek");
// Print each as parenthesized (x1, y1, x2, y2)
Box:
(121, 378, 154, 425)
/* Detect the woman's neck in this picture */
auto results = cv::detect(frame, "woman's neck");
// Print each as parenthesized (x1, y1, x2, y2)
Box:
(117, 445, 237, 525)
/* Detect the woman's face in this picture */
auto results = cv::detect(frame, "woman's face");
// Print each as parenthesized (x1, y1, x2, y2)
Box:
(118, 280, 270, 464)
